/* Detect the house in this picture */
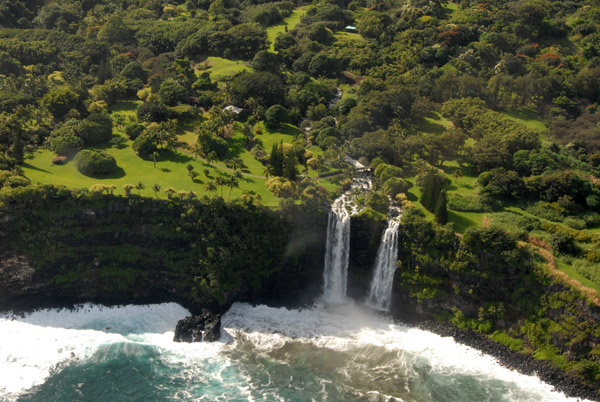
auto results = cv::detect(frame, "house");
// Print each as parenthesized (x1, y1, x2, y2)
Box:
(223, 105, 243, 114)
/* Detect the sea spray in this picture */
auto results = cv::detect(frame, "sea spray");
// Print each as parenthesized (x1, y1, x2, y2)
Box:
(1, 302, 591, 402)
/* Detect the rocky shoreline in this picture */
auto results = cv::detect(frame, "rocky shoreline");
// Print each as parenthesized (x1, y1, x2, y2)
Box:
(1, 293, 598, 401)
(413, 319, 600, 402)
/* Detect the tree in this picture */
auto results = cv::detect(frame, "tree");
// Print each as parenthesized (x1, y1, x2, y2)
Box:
(231, 71, 285, 107)
(159, 78, 188, 106)
(269, 142, 284, 176)
(41, 86, 79, 119)
(152, 183, 161, 198)
(205, 181, 217, 198)
(164, 187, 176, 199)
(74, 150, 117, 175)
(265, 104, 289, 128)
(435, 190, 448, 225)
(231, 157, 244, 172)
(215, 176, 227, 198)
(123, 183, 134, 196)
(137, 99, 169, 123)
(283, 149, 298, 181)
(152, 151, 159, 168)
(135, 181, 145, 196)
(227, 175, 239, 200)
(251, 50, 283, 72)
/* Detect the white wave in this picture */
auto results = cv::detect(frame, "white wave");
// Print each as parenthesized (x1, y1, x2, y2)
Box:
(221, 302, 591, 402)
(0, 301, 592, 402)
(0, 303, 205, 400)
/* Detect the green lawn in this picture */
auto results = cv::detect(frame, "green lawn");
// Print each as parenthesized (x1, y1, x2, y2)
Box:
(334, 31, 364, 42)
(22, 103, 283, 205)
(503, 108, 548, 133)
(556, 257, 600, 295)
(196, 57, 253, 81)
(267, 6, 310, 50)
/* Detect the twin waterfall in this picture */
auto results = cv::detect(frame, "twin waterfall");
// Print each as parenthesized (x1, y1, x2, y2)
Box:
(366, 212, 402, 311)
(322, 159, 401, 311)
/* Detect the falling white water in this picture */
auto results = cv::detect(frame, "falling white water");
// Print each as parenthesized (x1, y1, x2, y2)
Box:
(367, 213, 402, 311)
(323, 158, 371, 303)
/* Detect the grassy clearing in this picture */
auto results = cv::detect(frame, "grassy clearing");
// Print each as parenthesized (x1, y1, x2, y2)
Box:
(267, 6, 310, 50)
(196, 57, 252, 81)
(502, 107, 548, 133)
(23, 103, 283, 205)
(334, 31, 363, 42)
(555, 257, 600, 295)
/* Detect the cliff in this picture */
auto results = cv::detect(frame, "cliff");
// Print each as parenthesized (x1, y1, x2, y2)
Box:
(0, 186, 599, 399)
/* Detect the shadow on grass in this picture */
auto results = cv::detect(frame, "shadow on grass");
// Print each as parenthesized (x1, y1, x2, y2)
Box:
(418, 116, 446, 135)
(22, 163, 50, 174)
(111, 101, 139, 113)
(159, 149, 194, 164)
(448, 211, 477, 233)
(226, 135, 246, 158)
(82, 166, 126, 180)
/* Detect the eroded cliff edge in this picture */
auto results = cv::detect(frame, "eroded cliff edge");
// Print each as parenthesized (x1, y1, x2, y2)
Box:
(1, 185, 599, 400)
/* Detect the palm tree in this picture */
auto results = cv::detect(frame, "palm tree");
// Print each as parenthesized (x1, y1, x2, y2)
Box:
(231, 157, 244, 172)
(122, 183, 134, 197)
(214, 176, 226, 198)
(192, 142, 203, 159)
(207, 151, 217, 165)
(152, 183, 161, 198)
(135, 181, 145, 196)
(164, 187, 176, 199)
(205, 181, 217, 198)
(227, 176, 239, 200)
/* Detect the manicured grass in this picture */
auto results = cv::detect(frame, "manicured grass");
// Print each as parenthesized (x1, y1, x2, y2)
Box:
(22, 105, 283, 206)
(196, 57, 253, 81)
(267, 6, 310, 50)
(448, 210, 486, 233)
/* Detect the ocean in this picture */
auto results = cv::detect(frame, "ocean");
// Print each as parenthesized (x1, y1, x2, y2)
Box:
(0, 301, 589, 402)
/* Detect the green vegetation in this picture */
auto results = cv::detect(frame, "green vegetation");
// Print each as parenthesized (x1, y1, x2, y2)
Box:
(1, 0, 600, 393)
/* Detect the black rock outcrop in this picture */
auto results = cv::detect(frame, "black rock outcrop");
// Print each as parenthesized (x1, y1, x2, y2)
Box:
(173, 310, 221, 343)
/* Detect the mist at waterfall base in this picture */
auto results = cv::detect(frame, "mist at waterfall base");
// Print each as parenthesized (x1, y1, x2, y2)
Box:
(0, 302, 589, 402)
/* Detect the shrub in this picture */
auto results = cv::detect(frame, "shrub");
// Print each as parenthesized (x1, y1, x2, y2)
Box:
(383, 177, 409, 198)
(550, 232, 579, 256)
(367, 191, 389, 214)
(125, 122, 145, 140)
(50, 133, 83, 156)
(77, 121, 111, 145)
(74, 150, 117, 175)
(132, 133, 157, 157)
(52, 156, 67, 165)
(447, 193, 490, 212)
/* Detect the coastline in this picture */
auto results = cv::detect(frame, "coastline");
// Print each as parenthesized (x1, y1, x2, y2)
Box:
(1, 294, 599, 401)
(412, 318, 600, 402)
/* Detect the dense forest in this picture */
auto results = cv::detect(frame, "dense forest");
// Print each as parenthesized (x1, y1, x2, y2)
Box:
(1, 0, 600, 395)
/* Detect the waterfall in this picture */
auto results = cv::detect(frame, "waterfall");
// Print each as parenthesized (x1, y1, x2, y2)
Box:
(322, 158, 371, 303)
(367, 211, 402, 311)
(322, 200, 351, 302)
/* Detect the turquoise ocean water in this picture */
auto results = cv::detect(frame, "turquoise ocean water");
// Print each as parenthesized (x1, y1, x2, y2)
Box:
(0, 302, 589, 402)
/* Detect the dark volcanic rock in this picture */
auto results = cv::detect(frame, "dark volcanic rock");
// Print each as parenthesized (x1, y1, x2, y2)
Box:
(174, 310, 221, 343)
